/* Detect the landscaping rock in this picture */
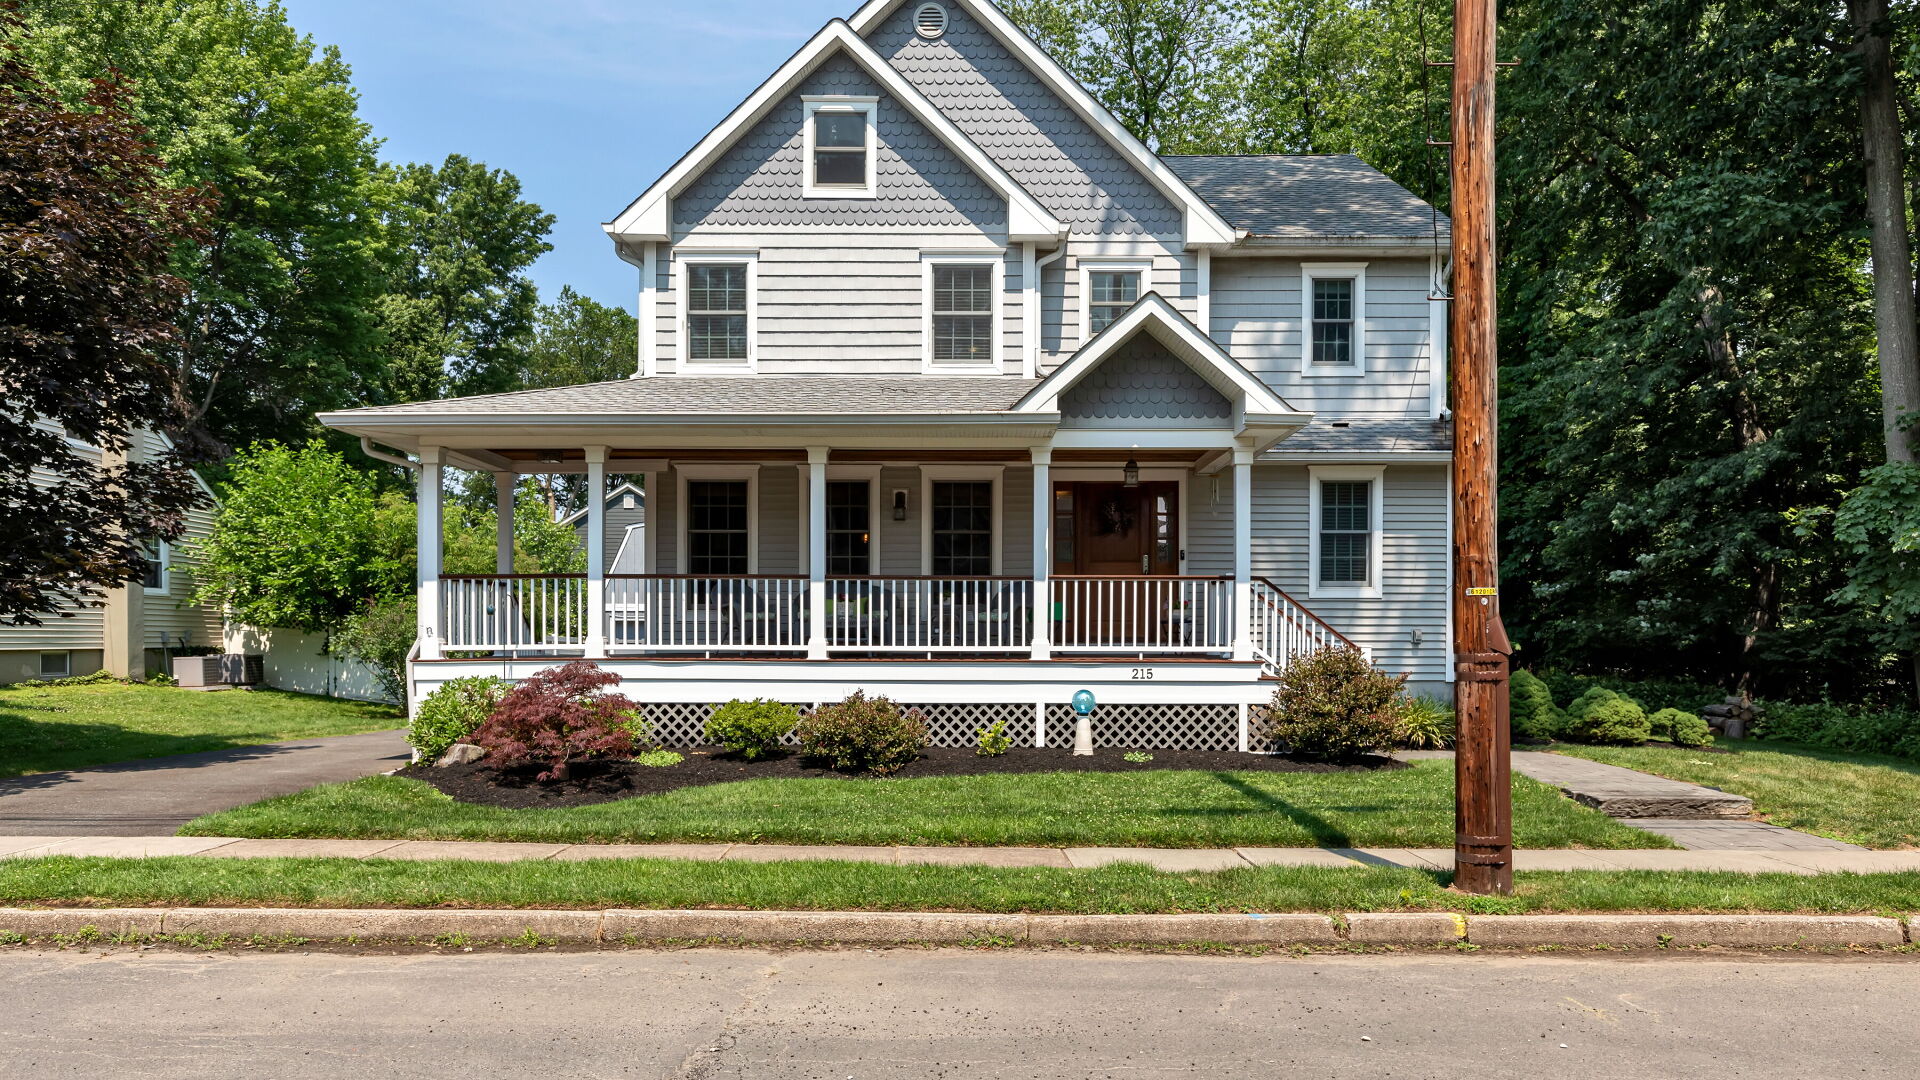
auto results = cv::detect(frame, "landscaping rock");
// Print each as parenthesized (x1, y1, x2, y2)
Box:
(435, 743, 486, 767)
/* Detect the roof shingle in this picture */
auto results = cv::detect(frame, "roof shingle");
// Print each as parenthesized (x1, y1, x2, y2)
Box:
(1161, 154, 1449, 240)
(327, 376, 1044, 418)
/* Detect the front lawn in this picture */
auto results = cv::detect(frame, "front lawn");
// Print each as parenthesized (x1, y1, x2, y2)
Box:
(1551, 739, 1920, 849)
(178, 761, 1667, 849)
(0, 682, 401, 777)
(1, 855, 1914, 915)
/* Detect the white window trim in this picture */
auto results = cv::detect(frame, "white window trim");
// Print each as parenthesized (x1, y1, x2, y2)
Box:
(674, 250, 758, 373)
(1077, 258, 1154, 346)
(920, 464, 1004, 576)
(1301, 262, 1368, 376)
(144, 540, 170, 596)
(1308, 465, 1385, 600)
(676, 463, 761, 575)
(922, 253, 1004, 375)
(801, 96, 878, 199)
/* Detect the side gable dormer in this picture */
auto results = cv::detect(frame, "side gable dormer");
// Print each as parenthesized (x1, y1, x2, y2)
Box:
(606, 20, 1061, 245)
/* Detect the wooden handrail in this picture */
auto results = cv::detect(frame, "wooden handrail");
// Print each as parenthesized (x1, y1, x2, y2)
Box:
(1251, 576, 1358, 648)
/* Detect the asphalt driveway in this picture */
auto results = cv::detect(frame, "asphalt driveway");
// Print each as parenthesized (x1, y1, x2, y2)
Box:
(0, 729, 409, 835)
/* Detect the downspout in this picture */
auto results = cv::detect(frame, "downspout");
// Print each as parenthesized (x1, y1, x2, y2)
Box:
(1030, 242, 1069, 377)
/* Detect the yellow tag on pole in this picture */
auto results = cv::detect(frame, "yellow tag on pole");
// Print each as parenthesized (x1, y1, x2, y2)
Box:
(1465, 587, 1498, 596)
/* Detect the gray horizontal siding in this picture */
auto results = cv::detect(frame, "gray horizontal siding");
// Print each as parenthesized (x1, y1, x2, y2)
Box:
(1211, 256, 1437, 418)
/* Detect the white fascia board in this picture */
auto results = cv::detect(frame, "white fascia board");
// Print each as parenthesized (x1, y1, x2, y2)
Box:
(1011, 293, 1298, 416)
(849, 0, 1234, 248)
(606, 20, 1060, 244)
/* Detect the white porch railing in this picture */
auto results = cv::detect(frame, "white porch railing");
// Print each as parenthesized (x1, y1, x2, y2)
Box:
(605, 575, 808, 652)
(439, 574, 588, 652)
(1048, 575, 1235, 654)
(1248, 576, 1355, 674)
(825, 576, 1032, 652)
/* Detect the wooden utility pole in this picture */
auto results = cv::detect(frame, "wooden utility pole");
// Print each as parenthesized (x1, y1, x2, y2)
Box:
(1450, 0, 1513, 895)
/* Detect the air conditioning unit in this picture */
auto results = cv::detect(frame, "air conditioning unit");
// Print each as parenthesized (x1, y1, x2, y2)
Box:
(172, 653, 263, 687)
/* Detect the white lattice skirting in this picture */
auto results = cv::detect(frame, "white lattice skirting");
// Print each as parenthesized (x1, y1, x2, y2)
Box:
(627, 701, 1238, 751)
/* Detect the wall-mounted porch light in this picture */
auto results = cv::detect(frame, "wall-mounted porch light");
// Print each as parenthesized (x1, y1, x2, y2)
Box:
(892, 488, 908, 520)
(1122, 458, 1140, 488)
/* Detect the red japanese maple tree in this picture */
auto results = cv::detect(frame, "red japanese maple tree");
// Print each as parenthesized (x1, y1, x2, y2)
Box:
(469, 661, 640, 781)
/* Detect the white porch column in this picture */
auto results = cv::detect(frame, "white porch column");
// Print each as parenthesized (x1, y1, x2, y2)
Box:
(806, 447, 829, 660)
(1029, 447, 1051, 660)
(584, 446, 608, 657)
(493, 471, 515, 574)
(416, 446, 444, 661)
(1231, 446, 1254, 662)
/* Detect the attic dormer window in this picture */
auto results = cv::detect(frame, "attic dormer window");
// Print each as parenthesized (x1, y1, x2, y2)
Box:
(802, 97, 877, 198)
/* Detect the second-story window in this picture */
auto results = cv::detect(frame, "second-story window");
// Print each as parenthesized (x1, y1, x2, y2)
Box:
(1302, 263, 1367, 374)
(931, 263, 993, 366)
(1087, 270, 1139, 335)
(1311, 278, 1355, 365)
(687, 263, 748, 362)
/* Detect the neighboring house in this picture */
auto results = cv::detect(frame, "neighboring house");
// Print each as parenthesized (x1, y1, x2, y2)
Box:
(0, 427, 223, 684)
(562, 482, 647, 573)
(321, 0, 1452, 750)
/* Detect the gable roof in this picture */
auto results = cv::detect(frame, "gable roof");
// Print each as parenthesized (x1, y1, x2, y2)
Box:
(606, 20, 1061, 244)
(559, 481, 645, 528)
(849, 0, 1236, 248)
(1162, 154, 1448, 240)
(1014, 293, 1303, 422)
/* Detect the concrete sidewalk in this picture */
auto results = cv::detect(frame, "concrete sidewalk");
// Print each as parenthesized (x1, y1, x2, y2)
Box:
(0, 731, 410, 835)
(4, 835, 1917, 874)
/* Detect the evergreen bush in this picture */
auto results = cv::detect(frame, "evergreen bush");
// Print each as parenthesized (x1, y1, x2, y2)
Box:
(1563, 688, 1651, 745)
(1509, 670, 1562, 740)
(796, 691, 928, 775)
(1261, 647, 1408, 761)
(1649, 708, 1713, 748)
(408, 675, 507, 763)
(704, 699, 799, 760)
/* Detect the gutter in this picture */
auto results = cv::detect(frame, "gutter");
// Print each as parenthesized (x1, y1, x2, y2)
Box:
(358, 437, 420, 471)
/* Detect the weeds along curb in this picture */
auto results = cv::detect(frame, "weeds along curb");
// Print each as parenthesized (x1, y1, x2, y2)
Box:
(0, 909, 1911, 948)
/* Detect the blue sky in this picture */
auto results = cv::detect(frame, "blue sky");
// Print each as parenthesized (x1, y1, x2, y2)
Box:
(280, 0, 857, 313)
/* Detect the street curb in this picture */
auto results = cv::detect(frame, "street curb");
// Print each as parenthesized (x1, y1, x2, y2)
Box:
(0, 908, 1909, 948)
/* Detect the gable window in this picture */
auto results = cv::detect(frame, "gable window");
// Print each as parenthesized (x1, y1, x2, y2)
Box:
(802, 97, 877, 198)
(1309, 466, 1384, 599)
(1079, 260, 1152, 341)
(678, 254, 756, 368)
(924, 257, 1000, 371)
(1301, 263, 1368, 375)
(929, 481, 994, 575)
(826, 480, 872, 576)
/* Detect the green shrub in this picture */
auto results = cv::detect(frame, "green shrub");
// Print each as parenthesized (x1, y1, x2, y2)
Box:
(796, 691, 928, 775)
(1758, 700, 1920, 759)
(1648, 708, 1713, 748)
(704, 699, 800, 760)
(633, 749, 683, 767)
(1563, 689, 1651, 745)
(409, 676, 508, 763)
(1537, 672, 1719, 715)
(975, 719, 1012, 757)
(1261, 647, 1409, 761)
(333, 594, 416, 705)
(1509, 670, 1562, 740)
(1395, 697, 1455, 749)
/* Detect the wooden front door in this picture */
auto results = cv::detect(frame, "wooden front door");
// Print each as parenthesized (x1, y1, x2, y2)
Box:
(1053, 482, 1179, 645)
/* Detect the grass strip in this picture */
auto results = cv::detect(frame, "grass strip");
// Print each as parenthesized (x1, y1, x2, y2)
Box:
(1552, 739, 1920, 849)
(0, 683, 399, 777)
(2, 856, 1915, 916)
(179, 762, 1667, 850)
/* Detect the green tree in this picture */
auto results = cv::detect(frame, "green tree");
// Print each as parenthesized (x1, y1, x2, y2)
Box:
(519, 286, 635, 389)
(0, 19, 212, 624)
(372, 154, 554, 403)
(442, 478, 587, 575)
(14, 0, 387, 453)
(190, 442, 413, 633)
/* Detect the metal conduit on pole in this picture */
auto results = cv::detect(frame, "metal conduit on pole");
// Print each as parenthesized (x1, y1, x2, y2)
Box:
(1450, 0, 1514, 895)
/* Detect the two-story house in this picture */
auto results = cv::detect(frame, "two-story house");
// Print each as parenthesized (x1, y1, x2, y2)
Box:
(319, 0, 1452, 751)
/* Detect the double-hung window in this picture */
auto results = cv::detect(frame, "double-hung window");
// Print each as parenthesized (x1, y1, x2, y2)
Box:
(1301, 263, 1367, 374)
(803, 97, 877, 197)
(685, 480, 750, 575)
(926, 260, 997, 370)
(1309, 466, 1384, 598)
(1080, 261, 1150, 340)
(929, 481, 994, 575)
(684, 260, 751, 365)
(141, 541, 168, 594)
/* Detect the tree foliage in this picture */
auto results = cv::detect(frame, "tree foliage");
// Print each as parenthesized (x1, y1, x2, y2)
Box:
(518, 286, 635, 390)
(0, 23, 212, 624)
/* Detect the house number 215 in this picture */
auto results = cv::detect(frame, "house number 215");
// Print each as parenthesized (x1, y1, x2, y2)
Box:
(1131, 668, 1155, 680)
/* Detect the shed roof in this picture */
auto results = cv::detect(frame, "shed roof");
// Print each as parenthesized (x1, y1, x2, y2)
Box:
(1162, 154, 1448, 240)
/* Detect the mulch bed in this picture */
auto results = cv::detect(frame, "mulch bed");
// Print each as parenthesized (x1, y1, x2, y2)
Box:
(403, 746, 1407, 810)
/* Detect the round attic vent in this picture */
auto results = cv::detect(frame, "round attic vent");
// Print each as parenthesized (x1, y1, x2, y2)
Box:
(914, 3, 948, 38)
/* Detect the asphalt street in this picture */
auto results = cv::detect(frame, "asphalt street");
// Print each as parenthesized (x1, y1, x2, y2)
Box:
(1, 946, 1913, 1077)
